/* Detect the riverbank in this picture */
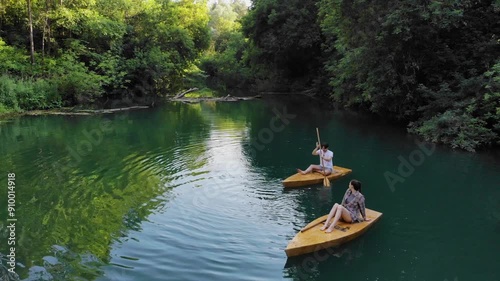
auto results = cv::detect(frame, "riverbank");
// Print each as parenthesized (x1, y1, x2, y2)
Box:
(0, 106, 151, 120)
(1, 93, 498, 152)
(0, 91, 265, 120)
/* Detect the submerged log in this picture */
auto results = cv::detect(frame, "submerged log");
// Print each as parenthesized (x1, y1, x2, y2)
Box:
(174, 88, 199, 99)
(24, 106, 150, 116)
(170, 94, 261, 103)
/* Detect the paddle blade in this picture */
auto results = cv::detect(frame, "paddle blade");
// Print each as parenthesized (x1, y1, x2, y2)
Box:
(323, 177, 330, 187)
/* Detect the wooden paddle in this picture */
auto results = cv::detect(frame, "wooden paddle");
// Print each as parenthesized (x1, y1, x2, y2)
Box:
(316, 128, 330, 187)
(300, 218, 327, 232)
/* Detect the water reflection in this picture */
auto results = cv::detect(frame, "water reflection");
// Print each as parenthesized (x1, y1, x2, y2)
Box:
(0, 104, 216, 279)
(0, 98, 499, 281)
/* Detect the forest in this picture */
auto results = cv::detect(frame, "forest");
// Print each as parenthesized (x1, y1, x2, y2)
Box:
(0, 0, 499, 151)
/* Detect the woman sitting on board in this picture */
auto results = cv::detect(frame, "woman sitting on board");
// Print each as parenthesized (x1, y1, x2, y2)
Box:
(320, 179, 370, 233)
(297, 142, 334, 176)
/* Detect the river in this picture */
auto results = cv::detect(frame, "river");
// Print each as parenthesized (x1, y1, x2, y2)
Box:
(0, 96, 499, 281)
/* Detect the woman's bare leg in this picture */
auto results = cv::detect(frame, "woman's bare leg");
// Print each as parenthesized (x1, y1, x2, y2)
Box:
(325, 205, 352, 233)
(320, 203, 339, 230)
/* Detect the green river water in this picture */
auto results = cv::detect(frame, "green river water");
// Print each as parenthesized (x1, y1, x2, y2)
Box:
(0, 96, 499, 281)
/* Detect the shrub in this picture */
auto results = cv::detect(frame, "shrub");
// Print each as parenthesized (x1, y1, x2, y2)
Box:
(409, 110, 496, 152)
(0, 75, 20, 110)
(51, 52, 104, 105)
(0, 75, 63, 111)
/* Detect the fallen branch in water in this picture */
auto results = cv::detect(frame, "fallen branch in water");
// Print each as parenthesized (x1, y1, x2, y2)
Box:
(24, 106, 150, 116)
(174, 88, 199, 99)
(169, 94, 261, 103)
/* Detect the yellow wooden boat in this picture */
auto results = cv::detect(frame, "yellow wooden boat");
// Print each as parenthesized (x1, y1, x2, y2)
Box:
(285, 208, 382, 257)
(282, 166, 352, 188)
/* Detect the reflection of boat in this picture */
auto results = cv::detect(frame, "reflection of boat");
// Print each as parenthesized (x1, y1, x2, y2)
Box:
(282, 166, 352, 188)
(285, 208, 383, 257)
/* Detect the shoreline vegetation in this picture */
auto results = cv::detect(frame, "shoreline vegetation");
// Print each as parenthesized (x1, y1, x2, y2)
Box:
(0, 105, 151, 119)
(1, 0, 498, 151)
(0, 89, 264, 119)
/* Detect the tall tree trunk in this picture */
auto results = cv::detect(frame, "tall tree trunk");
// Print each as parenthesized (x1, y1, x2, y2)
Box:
(42, 18, 46, 60)
(27, 0, 35, 64)
(42, 0, 51, 59)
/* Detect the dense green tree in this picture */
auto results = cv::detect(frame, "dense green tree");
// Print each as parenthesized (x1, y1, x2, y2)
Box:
(318, 0, 500, 150)
(241, 0, 323, 91)
(1, 0, 499, 150)
(0, 0, 211, 110)
(198, 0, 251, 90)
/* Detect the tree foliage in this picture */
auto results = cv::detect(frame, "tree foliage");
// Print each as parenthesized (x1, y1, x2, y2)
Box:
(0, 0, 211, 109)
(315, 0, 500, 150)
(2, 0, 499, 150)
(198, 0, 252, 90)
(216, 0, 499, 150)
(241, 0, 323, 90)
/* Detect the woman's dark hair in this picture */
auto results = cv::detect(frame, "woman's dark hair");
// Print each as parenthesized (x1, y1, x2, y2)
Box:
(350, 179, 362, 192)
(322, 143, 329, 149)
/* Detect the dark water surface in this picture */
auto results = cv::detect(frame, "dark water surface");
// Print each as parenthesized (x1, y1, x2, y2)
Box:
(0, 96, 499, 281)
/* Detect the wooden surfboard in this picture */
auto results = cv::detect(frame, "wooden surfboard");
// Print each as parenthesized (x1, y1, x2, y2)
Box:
(282, 166, 352, 188)
(285, 208, 382, 257)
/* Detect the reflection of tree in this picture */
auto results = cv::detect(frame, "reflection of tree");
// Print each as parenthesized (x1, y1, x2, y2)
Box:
(2, 138, 163, 277)
(0, 103, 230, 279)
(198, 100, 256, 127)
(0, 253, 20, 281)
(0, 100, 264, 278)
